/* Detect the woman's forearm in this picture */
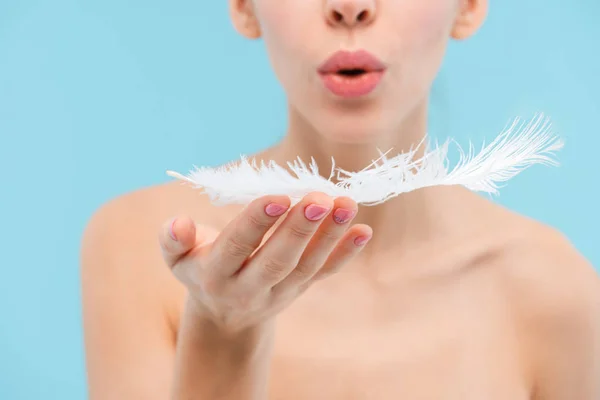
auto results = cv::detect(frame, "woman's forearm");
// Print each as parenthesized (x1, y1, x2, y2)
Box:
(171, 299, 275, 400)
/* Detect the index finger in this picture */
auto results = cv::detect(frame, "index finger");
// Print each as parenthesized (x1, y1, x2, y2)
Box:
(210, 194, 291, 278)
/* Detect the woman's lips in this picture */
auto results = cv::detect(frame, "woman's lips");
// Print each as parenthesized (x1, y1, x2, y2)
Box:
(317, 49, 386, 98)
(319, 71, 385, 97)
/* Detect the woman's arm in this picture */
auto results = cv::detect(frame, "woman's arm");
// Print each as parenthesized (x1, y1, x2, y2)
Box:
(82, 191, 368, 399)
(532, 270, 600, 400)
(516, 231, 600, 400)
(81, 200, 273, 400)
(81, 201, 177, 399)
(171, 299, 274, 399)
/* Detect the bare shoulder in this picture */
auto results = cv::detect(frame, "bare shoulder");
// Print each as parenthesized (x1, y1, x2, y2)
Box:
(80, 181, 229, 339)
(80, 181, 235, 397)
(496, 216, 599, 321)
(81, 180, 230, 268)
(493, 213, 600, 398)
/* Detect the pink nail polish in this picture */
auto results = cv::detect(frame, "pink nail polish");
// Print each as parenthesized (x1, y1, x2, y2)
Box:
(333, 208, 355, 224)
(305, 204, 331, 221)
(169, 218, 177, 241)
(354, 235, 371, 246)
(265, 203, 288, 217)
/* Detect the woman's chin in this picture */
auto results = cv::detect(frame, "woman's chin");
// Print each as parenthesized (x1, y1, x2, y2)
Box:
(293, 98, 402, 145)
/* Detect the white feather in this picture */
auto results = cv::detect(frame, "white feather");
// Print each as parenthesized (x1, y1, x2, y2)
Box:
(166, 114, 564, 206)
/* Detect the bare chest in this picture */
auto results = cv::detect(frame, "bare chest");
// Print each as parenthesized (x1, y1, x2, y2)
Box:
(266, 273, 531, 400)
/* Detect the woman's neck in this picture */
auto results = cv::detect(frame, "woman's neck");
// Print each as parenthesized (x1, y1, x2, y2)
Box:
(278, 102, 430, 177)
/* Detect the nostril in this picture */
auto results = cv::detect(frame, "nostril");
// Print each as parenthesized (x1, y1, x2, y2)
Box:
(326, 0, 375, 26)
(332, 10, 343, 22)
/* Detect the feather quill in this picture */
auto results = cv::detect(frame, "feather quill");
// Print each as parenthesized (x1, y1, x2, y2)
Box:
(166, 114, 564, 206)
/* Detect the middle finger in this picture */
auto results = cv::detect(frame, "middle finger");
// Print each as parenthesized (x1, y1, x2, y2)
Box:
(235, 192, 334, 289)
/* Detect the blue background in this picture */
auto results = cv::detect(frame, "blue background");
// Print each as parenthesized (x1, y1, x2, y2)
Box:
(1, 0, 598, 398)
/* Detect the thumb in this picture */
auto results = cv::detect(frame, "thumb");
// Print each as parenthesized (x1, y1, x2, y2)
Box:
(159, 216, 216, 269)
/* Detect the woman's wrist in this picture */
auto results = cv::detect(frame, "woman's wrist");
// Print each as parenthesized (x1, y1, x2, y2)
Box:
(172, 297, 276, 400)
(181, 294, 276, 358)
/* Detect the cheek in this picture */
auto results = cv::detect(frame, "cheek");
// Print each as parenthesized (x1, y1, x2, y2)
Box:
(388, 1, 456, 97)
(398, 2, 456, 53)
(254, 3, 319, 87)
(254, 1, 314, 53)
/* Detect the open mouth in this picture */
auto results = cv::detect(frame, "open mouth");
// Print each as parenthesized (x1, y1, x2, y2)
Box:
(317, 50, 386, 97)
(336, 68, 368, 77)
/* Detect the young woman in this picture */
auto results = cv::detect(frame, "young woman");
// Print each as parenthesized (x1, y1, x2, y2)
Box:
(80, 0, 600, 399)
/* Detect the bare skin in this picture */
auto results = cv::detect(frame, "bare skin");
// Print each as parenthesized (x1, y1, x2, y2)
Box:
(81, 165, 600, 399)
(81, 0, 600, 398)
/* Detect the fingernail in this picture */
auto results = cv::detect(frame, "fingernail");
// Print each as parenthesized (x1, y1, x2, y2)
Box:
(333, 208, 356, 224)
(305, 204, 331, 221)
(265, 203, 289, 217)
(169, 218, 177, 241)
(354, 235, 371, 246)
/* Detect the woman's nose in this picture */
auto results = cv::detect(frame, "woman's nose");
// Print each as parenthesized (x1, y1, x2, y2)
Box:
(324, 0, 377, 28)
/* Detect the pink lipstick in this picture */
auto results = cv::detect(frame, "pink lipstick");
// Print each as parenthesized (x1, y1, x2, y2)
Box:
(317, 50, 386, 98)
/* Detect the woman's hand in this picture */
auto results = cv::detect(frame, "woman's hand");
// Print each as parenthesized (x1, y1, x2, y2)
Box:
(158, 191, 372, 334)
